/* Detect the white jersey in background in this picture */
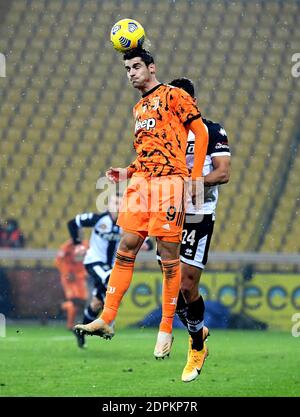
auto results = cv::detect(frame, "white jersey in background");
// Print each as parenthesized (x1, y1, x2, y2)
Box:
(185, 118, 231, 216)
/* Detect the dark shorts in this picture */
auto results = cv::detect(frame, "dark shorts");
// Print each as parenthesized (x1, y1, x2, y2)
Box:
(180, 214, 215, 269)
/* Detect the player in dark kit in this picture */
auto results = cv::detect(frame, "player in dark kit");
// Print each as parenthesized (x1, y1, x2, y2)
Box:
(168, 78, 231, 382)
(67, 194, 122, 348)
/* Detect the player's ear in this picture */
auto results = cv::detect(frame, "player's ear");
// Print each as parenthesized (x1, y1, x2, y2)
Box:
(149, 63, 156, 74)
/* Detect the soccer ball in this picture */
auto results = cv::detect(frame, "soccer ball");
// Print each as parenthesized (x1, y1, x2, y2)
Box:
(110, 18, 145, 53)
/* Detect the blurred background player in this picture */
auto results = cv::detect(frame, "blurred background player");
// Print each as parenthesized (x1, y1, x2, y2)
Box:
(69, 192, 154, 348)
(55, 239, 89, 331)
(67, 193, 122, 348)
(168, 78, 231, 382)
(74, 48, 208, 360)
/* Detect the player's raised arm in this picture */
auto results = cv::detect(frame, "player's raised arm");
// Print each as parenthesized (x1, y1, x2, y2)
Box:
(171, 86, 208, 179)
(67, 213, 101, 244)
(189, 118, 209, 180)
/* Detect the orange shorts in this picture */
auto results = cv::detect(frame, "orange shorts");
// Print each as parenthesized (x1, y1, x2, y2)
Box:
(117, 174, 185, 242)
(60, 273, 88, 301)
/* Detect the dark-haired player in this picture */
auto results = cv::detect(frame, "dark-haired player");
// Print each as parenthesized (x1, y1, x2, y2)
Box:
(74, 49, 209, 360)
(169, 78, 231, 382)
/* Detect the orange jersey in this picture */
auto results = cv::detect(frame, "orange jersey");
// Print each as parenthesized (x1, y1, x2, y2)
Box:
(128, 84, 201, 177)
(55, 239, 89, 276)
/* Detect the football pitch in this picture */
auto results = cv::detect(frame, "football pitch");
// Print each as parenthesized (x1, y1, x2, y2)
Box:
(0, 324, 299, 397)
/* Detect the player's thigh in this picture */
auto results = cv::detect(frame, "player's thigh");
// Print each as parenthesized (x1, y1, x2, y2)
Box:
(118, 230, 147, 253)
(148, 176, 185, 238)
(180, 214, 215, 270)
(156, 238, 181, 260)
(73, 279, 88, 300)
(181, 262, 202, 289)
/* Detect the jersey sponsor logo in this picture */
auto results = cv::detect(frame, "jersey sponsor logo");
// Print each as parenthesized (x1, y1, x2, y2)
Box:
(98, 232, 121, 241)
(219, 128, 227, 136)
(135, 118, 156, 133)
(215, 142, 230, 150)
(162, 223, 171, 231)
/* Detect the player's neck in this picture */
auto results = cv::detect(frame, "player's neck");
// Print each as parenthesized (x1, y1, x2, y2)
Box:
(139, 79, 160, 95)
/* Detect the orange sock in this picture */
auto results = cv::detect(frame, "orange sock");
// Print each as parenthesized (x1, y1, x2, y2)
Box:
(100, 250, 136, 324)
(159, 259, 181, 333)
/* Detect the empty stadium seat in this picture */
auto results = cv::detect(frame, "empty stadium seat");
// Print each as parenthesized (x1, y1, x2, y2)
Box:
(1, 0, 299, 254)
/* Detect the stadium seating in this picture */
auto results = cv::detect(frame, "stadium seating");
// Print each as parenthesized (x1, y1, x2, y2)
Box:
(0, 0, 299, 259)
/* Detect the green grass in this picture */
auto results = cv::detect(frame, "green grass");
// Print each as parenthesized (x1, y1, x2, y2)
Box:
(0, 324, 299, 397)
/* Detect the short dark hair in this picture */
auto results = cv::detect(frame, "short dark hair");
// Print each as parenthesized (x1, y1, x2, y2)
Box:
(123, 48, 154, 66)
(169, 77, 195, 98)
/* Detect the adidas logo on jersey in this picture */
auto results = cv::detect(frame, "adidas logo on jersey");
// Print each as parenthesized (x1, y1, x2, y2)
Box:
(135, 118, 156, 133)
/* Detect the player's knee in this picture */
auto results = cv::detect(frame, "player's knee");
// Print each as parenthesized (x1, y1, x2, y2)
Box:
(119, 233, 143, 254)
(157, 240, 180, 260)
(181, 274, 199, 303)
(181, 282, 193, 302)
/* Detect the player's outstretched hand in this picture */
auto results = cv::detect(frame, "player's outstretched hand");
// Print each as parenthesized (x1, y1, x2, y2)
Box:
(74, 244, 87, 261)
(106, 167, 128, 183)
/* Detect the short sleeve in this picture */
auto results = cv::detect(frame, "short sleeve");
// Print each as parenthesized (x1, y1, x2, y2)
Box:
(207, 123, 231, 157)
